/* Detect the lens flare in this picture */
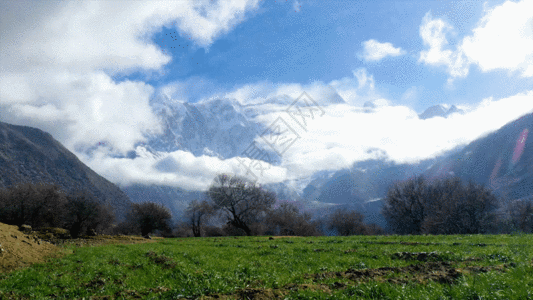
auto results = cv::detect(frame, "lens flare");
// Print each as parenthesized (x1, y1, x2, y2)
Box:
(489, 157, 502, 189)
(511, 128, 529, 165)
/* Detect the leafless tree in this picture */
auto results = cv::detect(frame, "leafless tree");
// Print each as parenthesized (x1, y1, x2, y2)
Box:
(383, 176, 500, 235)
(266, 202, 322, 236)
(207, 174, 276, 236)
(327, 208, 368, 236)
(185, 199, 215, 237)
(421, 178, 499, 234)
(0, 182, 68, 229)
(381, 176, 427, 234)
(508, 200, 533, 233)
(118, 202, 173, 236)
(64, 189, 115, 238)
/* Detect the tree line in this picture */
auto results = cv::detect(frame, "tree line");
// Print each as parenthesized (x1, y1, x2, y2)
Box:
(0, 173, 531, 238)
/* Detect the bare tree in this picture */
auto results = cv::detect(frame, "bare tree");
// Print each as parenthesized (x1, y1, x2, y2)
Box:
(327, 208, 367, 236)
(0, 182, 68, 229)
(266, 202, 322, 236)
(185, 199, 215, 237)
(421, 178, 499, 234)
(64, 189, 115, 238)
(119, 202, 173, 236)
(381, 176, 427, 234)
(508, 200, 533, 233)
(383, 176, 500, 235)
(207, 174, 276, 236)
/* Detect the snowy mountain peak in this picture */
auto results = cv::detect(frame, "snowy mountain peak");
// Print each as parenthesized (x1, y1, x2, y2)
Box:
(363, 99, 391, 109)
(419, 104, 465, 120)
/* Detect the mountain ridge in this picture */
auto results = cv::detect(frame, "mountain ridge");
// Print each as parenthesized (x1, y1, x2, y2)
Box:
(0, 121, 132, 220)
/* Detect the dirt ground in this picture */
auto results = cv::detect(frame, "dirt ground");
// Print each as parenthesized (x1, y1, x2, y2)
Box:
(0, 222, 63, 274)
(0, 222, 159, 274)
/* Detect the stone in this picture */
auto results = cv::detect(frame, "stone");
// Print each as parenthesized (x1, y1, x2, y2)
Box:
(40, 227, 71, 239)
(20, 224, 32, 233)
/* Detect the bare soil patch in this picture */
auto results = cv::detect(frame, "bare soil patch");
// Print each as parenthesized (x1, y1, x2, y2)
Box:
(0, 222, 159, 274)
(304, 261, 512, 285)
(0, 222, 64, 274)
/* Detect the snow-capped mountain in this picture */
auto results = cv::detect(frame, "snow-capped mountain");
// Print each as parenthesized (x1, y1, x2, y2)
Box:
(363, 99, 392, 109)
(419, 104, 465, 120)
(121, 92, 347, 218)
(121, 97, 530, 226)
(146, 94, 272, 160)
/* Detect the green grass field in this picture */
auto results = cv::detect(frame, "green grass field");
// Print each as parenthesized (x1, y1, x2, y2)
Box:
(1, 234, 532, 299)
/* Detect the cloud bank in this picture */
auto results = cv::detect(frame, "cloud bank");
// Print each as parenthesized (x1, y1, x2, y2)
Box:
(83, 84, 533, 192)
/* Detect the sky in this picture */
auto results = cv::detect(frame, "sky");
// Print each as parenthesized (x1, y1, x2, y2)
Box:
(1, 0, 532, 192)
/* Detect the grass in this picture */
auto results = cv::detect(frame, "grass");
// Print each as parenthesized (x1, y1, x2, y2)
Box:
(0, 234, 532, 299)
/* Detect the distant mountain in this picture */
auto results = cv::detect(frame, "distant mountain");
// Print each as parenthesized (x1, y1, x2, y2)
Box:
(147, 94, 276, 161)
(300, 113, 532, 226)
(299, 155, 453, 226)
(419, 104, 464, 120)
(363, 99, 391, 109)
(122, 92, 347, 216)
(424, 113, 533, 201)
(120, 183, 205, 222)
(0, 121, 132, 220)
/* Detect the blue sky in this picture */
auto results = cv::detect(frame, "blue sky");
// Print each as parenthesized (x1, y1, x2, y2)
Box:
(111, 0, 531, 112)
(1, 0, 532, 191)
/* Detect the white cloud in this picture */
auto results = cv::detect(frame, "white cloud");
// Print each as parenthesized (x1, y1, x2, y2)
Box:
(80, 146, 288, 191)
(461, 0, 533, 77)
(360, 39, 405, 62)
(328, 68, 383, 106)
(0, 0, 261, 156)
(418, 12, 470, 79)
(76, 75, 532, 191)
(419, 0, 533, 81)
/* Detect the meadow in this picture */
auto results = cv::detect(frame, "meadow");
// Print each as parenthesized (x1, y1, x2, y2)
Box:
(0, 234, 532, 299)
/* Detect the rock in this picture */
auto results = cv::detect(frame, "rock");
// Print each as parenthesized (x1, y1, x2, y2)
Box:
(40, 227, 71, 239)
(20, 224, 32, 233)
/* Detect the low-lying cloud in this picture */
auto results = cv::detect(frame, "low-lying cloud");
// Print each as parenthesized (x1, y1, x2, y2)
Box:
(81, 85, 533, 192)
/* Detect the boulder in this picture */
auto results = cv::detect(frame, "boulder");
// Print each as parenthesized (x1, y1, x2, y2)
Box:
(19, 224, 32, 233)
(40, 227, 71, 239)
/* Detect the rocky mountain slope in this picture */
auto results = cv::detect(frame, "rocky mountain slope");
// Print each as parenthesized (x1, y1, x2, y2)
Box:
(0, 121, 132, 220)
(424, 112, 533, 201)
